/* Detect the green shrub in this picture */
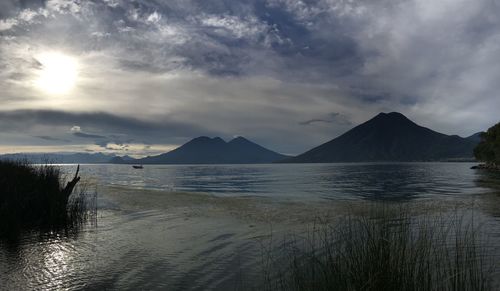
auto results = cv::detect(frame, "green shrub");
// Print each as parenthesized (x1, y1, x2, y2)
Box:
(474, 122, 500, 166)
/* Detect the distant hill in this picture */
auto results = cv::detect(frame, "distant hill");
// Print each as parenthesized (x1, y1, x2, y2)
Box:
(135, 136, 288, 164)
(281, 112, 478, 163)
(109, 155, 136, 164)
(0, 152, 115, 164)
(466, 132, 483, 144)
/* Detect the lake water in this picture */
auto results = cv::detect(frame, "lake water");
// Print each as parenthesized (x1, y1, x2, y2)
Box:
(1, 163, 500, 290)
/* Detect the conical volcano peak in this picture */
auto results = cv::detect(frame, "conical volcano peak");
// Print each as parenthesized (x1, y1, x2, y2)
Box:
(189, 136, 225, 143)
(374, 112, 410, 120)
(281, 112, 477, 163)
(211, 137, 225, 143)
(229, 136, 252, 143)
(368, 112, 416, 127)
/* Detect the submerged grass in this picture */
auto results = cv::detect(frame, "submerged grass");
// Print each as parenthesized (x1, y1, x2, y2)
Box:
(261, 204, 495, 291)
(0, 159, 96, 237)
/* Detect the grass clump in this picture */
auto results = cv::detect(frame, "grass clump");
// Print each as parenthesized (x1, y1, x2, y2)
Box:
(0, 160, 96, 236)
(262, 205, 495, 291)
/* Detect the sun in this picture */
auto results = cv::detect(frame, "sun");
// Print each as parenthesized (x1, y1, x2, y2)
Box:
(35, 52, 78, 95)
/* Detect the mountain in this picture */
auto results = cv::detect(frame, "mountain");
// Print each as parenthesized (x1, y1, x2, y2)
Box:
(135, 136, 288, 164)
(466, 132, 483, 144)
(281, 112, 478, 163)
(109, 155, 136, 164)
(0, 152, 115, 164)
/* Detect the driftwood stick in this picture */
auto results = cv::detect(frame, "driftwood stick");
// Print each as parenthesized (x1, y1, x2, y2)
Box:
(63, 164, 81, 198)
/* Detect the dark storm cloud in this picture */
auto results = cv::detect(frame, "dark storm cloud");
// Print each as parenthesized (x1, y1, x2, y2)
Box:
(300, 112, 352, 126)
(299, 119, 333, 125)
(33, 135, 69, 142)
(0, 0, 45, 18)
(72, 132, 106, 139)
(0, 0, 360, 79)
(0, 110, 211, 144)
(0, 0, 387, 94)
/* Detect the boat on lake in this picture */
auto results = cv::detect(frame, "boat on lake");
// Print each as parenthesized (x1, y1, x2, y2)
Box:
(132, 165, 143, 169)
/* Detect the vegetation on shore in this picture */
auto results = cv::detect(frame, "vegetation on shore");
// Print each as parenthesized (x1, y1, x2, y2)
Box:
(474, 122, 500, 170)
(261, 205, 494, 291)
(0, 160, 95, 236)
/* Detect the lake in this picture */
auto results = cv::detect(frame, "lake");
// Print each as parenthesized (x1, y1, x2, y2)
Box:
(1, 163, 500, 290)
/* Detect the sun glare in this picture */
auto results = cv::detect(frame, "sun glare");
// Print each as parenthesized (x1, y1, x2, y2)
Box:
(35, 52, 78, 95)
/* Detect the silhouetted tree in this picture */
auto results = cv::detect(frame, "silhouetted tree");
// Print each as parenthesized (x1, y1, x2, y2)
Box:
(474, 122, 500, 166)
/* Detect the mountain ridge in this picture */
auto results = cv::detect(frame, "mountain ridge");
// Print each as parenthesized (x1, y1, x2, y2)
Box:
(0, 113, 482, 164)
(135, 136, 288, 164)
(280, 112, 478, 163)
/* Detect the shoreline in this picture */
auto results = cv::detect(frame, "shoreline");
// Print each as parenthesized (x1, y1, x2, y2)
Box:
(471, 163, 500, 171)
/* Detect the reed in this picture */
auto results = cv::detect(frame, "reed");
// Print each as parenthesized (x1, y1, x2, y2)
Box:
(0, 159, 96, 236)
(261, 205, 495, 291)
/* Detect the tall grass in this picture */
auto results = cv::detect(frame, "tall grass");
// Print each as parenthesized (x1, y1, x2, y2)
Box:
(261, 205, 495, 291)
(0, 160, 96, 236)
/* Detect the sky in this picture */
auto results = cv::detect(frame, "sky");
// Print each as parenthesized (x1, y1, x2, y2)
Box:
(0, 0, 499, 157)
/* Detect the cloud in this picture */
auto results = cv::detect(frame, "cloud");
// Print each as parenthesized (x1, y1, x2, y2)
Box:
(199, 14, 267, 39)
(0, 109, 211, 144)
(299, 119, 333, 126)
(0, 17, 17, 31)
(69, 125, 106, 138)
(0, 0, 499, 155)
(73, 132, 106, 139)
(146, 11, 161, 24)
(33, 135, 70, 142)
(300, 112, 352, 126)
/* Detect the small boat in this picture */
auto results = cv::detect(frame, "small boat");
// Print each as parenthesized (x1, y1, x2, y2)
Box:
(132, 165, 144, 169)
